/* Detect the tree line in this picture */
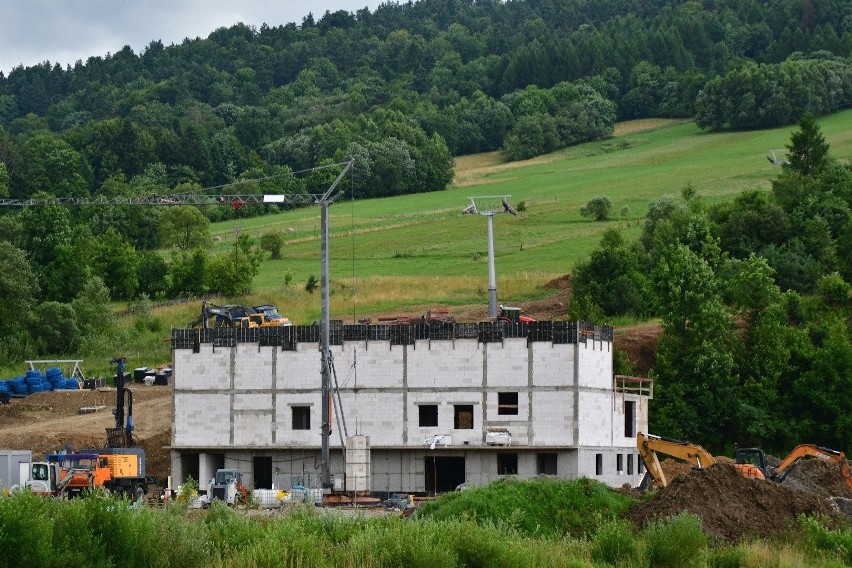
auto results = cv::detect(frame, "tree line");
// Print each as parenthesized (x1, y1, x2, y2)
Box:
(0, 0, 850, 205)
(571, 115, 851, 454)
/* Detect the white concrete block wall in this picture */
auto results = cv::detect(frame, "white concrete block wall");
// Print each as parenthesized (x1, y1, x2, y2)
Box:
(485, 390, 529, 422)
(175, 345, 230, 390)
(485, 338, 529, 388)
(576, 341, 612, 390)
(531, 343, 574, 387)
(171, 325, 651, 491)
(234, 344, 274, 390)
(275, 394, 320, 445)
(335, 342, 405, 389)
(338, 392, 403, 446)
(173, 393, 230, 446)
(277, 344, 322, 389)
(234, 413, 273, 446)
(577, 448, 644, 487)
(407, 338, 481, 389)
(530, 391, 574, 445)
(577, 391, 614, 446)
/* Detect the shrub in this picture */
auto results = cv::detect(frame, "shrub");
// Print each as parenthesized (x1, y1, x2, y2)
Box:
(590, 518, 640, 566)
(580, 196, 613, 221)
(643, 513, 708, 568)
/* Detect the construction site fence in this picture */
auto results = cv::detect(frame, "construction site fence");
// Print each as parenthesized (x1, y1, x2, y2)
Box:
(171, 321, 613, 351)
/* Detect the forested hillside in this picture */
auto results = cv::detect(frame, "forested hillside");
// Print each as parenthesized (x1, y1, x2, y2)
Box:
(0, 0, 849, 457)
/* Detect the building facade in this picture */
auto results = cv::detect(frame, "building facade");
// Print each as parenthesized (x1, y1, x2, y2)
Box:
(169, 321, 652, 494)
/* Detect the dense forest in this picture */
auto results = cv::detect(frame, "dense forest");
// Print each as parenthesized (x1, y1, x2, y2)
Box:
(571, 113, 851, 453)
(0, 0, 850, 454)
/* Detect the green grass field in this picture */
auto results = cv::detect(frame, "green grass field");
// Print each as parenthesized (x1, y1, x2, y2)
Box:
(199, 111, 852, 325)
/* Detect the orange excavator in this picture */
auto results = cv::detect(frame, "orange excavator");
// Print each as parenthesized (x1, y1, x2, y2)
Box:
(734, 444, 852, 490)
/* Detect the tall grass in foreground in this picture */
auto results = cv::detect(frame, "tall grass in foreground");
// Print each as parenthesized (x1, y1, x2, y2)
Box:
(2, 481, 851, 568)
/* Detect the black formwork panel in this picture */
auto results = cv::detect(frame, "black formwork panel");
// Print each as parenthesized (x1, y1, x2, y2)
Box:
(502, 322, 529, 338)
(259, 326, 282, 347)
(296, 325, 320, 344)
(213, 328, 236, 347)
(171, 329, 196, 350)
(428, 322, 456, 340)
(552, 322, 576, 344)
(367, 325, 390, 341)
(389, 325, 413, 345)
(528, 321, 553, 343)
(455, 323, 480, 339)
(236, 328, 259, 344)
(343, 324, 369, 342)
(479, 322, 504, 343)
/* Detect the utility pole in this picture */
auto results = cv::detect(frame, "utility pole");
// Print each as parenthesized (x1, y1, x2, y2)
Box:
(462, 196, 518, 318)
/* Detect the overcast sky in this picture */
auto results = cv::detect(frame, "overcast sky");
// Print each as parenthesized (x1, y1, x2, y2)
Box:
(0, 0, 384, 75)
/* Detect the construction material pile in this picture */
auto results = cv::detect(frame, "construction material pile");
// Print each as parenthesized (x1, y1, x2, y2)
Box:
(625, 463, 846, 541)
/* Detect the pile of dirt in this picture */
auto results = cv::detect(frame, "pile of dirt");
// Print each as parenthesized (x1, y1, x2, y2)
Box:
(624, 463, 841, 541)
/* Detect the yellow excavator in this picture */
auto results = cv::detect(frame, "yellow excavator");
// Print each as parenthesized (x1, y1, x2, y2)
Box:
(636, 432, 717, 489)
(735, 444, 852, 490)
(638, 432, 852, 492)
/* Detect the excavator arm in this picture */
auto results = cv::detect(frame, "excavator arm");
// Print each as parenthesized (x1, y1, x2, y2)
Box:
(771, 444, 852, 491)
(637, 432, 717, 489)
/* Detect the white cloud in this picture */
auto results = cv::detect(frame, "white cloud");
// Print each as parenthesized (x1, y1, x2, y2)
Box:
(0, 0, 381, 74)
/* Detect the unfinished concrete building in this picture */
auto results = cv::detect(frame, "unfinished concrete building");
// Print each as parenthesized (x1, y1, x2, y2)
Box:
(169, 321, 652, 494)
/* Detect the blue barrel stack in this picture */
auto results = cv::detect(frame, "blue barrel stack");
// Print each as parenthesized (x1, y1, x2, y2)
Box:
(0, 367, 79, 398)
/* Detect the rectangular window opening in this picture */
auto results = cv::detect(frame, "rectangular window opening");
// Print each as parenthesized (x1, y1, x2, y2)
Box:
(595, 453, 603, 476)
(454, 405, 473, 429)
(418, 404, 438, 427)
(616, 453, 624, 472)
(292, 406, 310, 430)
(497, 453, 518, 475)
(536, 453, 557, 475)
(627, 454, 634, 475)
(624, 400, 636, 438)
(497, 392, 519, 415)
(638, 455, 645, 474)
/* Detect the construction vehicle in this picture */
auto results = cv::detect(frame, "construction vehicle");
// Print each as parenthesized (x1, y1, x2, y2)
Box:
(734, 445, 852, 490)
(190, 301, 254, 329)
(636, 432, 717, 489)
(497, 305, 536, 324)
(21, 359, 147, 499)
(253, 305, 292, 326)
(206, 468, 249, 506)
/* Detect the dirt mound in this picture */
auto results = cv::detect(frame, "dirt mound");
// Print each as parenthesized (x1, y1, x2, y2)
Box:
(624, 463, 840, 542)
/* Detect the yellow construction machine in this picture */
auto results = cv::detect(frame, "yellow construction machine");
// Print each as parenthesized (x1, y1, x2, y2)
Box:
(636, 432, 716, 489)
(735, 444, 852, 490)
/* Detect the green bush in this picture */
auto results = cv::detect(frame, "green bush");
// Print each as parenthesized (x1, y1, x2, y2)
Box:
(706, 545, 746, 568)
(643, 513, 708, 568)
(798, 516, 852, 566)
(590, 518, 640, 566)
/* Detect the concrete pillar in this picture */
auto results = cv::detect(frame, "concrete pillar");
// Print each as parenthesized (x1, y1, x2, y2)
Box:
(199, 453, 218, 486)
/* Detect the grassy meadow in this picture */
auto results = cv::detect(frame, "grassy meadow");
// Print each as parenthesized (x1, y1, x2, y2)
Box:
(200, 111, 852, 323)
(10, 111, 848, 376)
